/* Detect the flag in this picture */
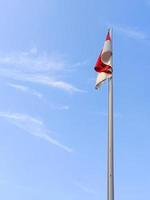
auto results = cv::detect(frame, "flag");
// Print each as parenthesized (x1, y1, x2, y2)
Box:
(95, 29, 112, 89)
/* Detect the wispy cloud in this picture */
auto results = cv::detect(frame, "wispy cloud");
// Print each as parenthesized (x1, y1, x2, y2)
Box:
(99, 111, 123, 119)
(0, 48, 85, 93)
(74, 181, 97, 195)
(0, 112, 72, 153)
(113, 24, 147, 40)
(0, 48, 66, 73)
(7, 83, 70, 111)
(0, 179, 33, 191)
(91, 110, 123, 119)
(48, 103, 70, 111)
(147, 0, 150, 5)
(7, 83, 43, 98)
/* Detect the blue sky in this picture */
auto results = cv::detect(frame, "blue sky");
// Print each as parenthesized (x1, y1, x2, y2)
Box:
(0, 0, 150, 199)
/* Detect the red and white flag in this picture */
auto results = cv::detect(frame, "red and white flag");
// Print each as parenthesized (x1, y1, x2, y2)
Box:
(94, 30, 112, 89)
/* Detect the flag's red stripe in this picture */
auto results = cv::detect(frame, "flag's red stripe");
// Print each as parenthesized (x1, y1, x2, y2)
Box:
(106, 32, 111, 41)
(95, 54, 112, 74)
(95, 65, 112, 74)
(94, 30, 112, 75)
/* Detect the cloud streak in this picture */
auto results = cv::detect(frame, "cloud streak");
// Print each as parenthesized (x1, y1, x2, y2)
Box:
(0, 112, 72, 153)
(7, 83, 70, 111)
(0, 48, 84, 93)
(48, 103, 70, 111)
(113, 25, 147, 40)
(74, 181, 97, 195)
(7, 83, 43, 98)
(0, 179, 33, 191)
(99, 111, 123, 119)
(0, 48, 66, 73)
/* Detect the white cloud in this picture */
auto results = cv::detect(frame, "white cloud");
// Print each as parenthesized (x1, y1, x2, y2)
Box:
(147, 0, 150, 5)
(29, 47, 38, 55)
(57, 105, 69, 110)
(113, 25, 147, 40)
(99, 111, 123, 118)
(8, 83, 70, 110)
(74, 181, 97, 195)
(48, 103, 70, 110)
(0, 112, 72, 153)
(0, 49, 85, 93)
(8, 83, 43, 98)
(92, 111, 123, 119)
(0, 50, 66, 73)
(0, 68, 84, 93)
(0, 179, 34, 191)
(0, 179, 8, 185)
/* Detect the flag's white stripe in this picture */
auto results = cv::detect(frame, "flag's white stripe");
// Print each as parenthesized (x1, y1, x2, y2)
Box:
(101, 40, 112, 66)
(95, 72, 112, 89)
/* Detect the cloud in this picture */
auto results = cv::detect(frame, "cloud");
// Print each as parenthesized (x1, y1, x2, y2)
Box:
(7, 83, 43, 98)
(0, 179, 8, 185)
(0, 48, 66, 73)
(113, 25, 147, 40)
(147, 0, 150, 5)
(0, 112, 72, 153)
(0, 179, 30, 191)
(0, 68, 84, 93)
(92, 111, 123, 119)
(0, 48, 85, 93)
(74, 181, 97, 195)
(8, 83, 70, 111)
(48, 103, 70, 111)
(99, 111, 123, 119)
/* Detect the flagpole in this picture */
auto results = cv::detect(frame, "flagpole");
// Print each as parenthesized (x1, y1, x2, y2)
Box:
(107, 29, 114, 200)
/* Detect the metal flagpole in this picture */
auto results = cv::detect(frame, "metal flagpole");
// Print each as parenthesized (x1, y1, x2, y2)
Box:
(107, 29, 114, 200)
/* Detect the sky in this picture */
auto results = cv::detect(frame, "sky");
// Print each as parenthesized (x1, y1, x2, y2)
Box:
(0, 0, 150, 199)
